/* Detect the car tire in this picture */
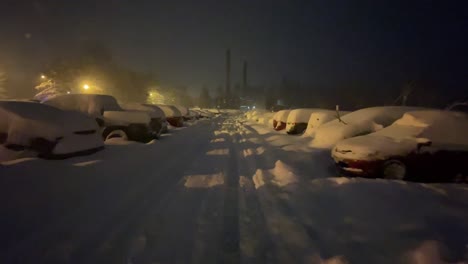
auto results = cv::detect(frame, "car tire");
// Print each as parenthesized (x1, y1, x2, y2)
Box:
(103, 128, 128, 141)
(382, 160, 407, 180)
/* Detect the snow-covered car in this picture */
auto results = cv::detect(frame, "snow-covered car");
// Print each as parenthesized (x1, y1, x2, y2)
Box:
(174, 105, 190, 120)
(43, 94, 155, 142)
(285, 108, 328, 135)
(311, 106, 423, 148)
(0, 100, 104, 161)
(258, 112, 275, 126)
(121, 103, 168, 137)
(273, 110, 292, 131)
(303, 110, 343, 137)
(195, 109, 215, 118)
(156, 104, 184, 127)
(332, 110, 468, 180)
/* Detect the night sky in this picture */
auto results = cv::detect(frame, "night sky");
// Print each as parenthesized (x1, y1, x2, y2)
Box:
(1, 0, 467, 102)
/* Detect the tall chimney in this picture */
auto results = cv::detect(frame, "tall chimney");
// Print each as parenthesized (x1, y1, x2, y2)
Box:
(242, 60, 247, 96)
(226, 49, 231, 97)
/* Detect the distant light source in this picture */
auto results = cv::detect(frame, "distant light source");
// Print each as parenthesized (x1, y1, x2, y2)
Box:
(83, 84, 90, 90)
(41, 75, 46, 79)
(253, 106, 256, 109)
(149, 92, 153, 96)
(67, 91, 71, 94)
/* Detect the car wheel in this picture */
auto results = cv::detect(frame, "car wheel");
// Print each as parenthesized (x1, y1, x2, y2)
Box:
(382, 160, 407, 180)
(103, 128, 128, 141)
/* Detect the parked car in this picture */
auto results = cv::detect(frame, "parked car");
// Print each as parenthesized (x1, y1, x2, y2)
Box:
(332, 110, 468, 181)
(273, 110, 292, 131)
(0, 100, 104, 161)
(311, 106, 423, 148)
(195, 109, 215, 118)
(258, 112, 275, 126)
(303, 110, 344, 137)
(156, 104, 184, 127)
(286, 108, 327, 135)
(44, 94, 155, 142)
(174, 105, 190, 120)
(121, 103, 168, 137)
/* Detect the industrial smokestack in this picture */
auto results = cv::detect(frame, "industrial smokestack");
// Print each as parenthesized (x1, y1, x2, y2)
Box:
(226, 49, 231, 97)
(242, 60, 247, 96)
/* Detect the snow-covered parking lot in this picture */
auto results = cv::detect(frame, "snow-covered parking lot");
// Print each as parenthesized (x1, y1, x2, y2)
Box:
(1, 112, 467, 263)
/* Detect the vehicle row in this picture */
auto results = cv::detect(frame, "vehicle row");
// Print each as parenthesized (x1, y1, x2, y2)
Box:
(0, 94, 216, 162)
(247, 106, 468, 182)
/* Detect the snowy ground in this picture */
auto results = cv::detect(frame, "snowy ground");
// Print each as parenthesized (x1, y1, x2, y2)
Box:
(1, 113, 468, 264)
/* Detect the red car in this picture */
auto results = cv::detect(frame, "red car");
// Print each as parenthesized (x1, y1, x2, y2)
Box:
(332, 110, 468, 181)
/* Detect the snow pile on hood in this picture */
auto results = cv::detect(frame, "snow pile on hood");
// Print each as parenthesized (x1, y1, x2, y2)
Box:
(0, 101, 102, 160)
(274, 110, 292, 123)
(155, 104, 182, 118)
(43, 94, 122, 118)
(286, 108, 325, 124)
(303, 110, 341, 137)
(333, 110, 468, 160)
(121, 103, 166, 119)
(312, 106, 423, 148)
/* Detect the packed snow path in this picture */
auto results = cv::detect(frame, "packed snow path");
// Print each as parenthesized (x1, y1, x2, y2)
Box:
(1, 114, 468, 263)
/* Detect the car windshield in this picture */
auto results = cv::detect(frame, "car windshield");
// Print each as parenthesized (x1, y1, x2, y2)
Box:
(1, 1, 467, 263)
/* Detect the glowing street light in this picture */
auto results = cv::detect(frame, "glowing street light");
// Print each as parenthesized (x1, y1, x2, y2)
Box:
(83, 84, 90, 90)
(41, 75, 46, 79)
(67, 91, 71, 94)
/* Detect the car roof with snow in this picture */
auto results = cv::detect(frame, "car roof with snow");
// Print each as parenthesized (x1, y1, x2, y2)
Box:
(174, 105, 189, 116)
(43, 94, 122, 117)
(156, 104, 182, 118)
(121, 103, 166, 119)
(274, 109, 292, 122)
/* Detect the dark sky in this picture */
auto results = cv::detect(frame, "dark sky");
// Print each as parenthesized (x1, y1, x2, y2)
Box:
(1, 0, 467, 101)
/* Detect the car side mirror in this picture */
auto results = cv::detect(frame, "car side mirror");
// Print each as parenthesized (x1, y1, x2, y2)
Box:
(416, 138, 432, 151)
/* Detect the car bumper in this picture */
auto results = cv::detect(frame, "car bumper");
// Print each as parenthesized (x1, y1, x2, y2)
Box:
(333, 157, 383, 177)
(43, 146, 104, 159)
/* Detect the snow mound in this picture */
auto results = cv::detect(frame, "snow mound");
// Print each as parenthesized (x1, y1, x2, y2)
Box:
(184, 173, 224, 188)
(253, 160, 298, 188)
(312, 106, 423, 148)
